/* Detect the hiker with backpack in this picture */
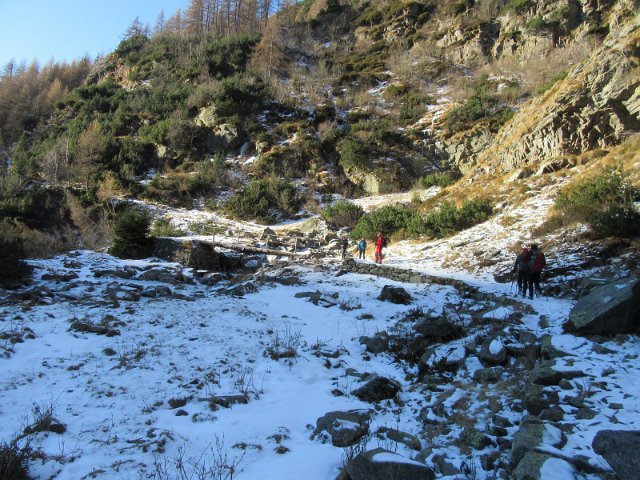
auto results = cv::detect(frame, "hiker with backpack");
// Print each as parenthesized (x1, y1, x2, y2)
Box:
(341, 236, 349, 260)
(357, 237, 367, 260)
(512, 246, 532, 298)
(375, 232, 386, 263)
(528, 244, 546, 298)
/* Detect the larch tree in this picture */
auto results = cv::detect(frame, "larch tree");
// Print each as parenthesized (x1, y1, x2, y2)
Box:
(75, 120, 107, 188)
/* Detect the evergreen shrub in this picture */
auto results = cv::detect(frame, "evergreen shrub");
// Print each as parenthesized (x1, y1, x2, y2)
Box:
(417, 171, 461, 189)
(109, 207, 153, 259)
(223, 178, 303, 224)
(321, 201, 364, 229)
(555, 168, 640, 238)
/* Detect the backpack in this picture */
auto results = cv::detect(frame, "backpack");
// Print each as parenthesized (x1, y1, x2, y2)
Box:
(382, 237, 388, 248)
(518, 251, 531, 271)
(529, 251, 545, 271)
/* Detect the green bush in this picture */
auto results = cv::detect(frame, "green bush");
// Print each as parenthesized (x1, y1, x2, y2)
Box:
(109, 207, 154, 259)
(321, 201, 364, 229)
(223, 178, 303, 224)
(505, 0, 531, 13)
(417, 171, 461, 189)
(526, 16, 552, 32)
(0, 234, 32, 287)
(150, 218, 186, 237)
(555, 168, 640, 238)
(337, 137, 369, 170)
(350, 205, 420, 240)
(419, 198, 494, 238)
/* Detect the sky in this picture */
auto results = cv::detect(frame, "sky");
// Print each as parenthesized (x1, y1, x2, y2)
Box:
(0, 0, 191, 67)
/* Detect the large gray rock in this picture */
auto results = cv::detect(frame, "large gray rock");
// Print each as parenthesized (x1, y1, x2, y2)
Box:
(592, 430, 640, 480)
(531, 363, 586, 386)
(414, 316, 459, 339)
(479, 334, 508, 365)
(564, 275, 640, 336)
(511, 420, 567, 468)
(514, 451, 576, 480)
(345, 448, 435, 480)
(352, 376, 401, 403)
(313, 410, 371, 447)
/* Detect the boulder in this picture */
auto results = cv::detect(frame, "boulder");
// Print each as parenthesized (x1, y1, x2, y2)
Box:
(345, 448, 435, 480)
(479, 334, 508, 365)
(460, 426, 493, 450)
(414, 316, 459, 339)
(564, 276, 640, 336)
(514, 451, 576, 480)
(352, 375, 401, 403)
(511, 420, 566, 468)
(313, 410, 371, 447)
(360, 332, 390, 354)
(531, 363, 585, 386)
(592, 430, 640, 480)
(378, 285, 412, 305)
(523, 384, 559, 416)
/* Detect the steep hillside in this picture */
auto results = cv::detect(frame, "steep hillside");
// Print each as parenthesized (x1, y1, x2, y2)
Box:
(1, 0, 638, 275)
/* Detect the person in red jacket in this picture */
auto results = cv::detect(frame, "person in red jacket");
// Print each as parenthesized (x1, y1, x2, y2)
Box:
(528, 244, 546, 298)
(375, 232, 386, 263)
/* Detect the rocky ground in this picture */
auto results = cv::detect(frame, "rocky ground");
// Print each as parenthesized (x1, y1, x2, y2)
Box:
(1, 207, 639, 480)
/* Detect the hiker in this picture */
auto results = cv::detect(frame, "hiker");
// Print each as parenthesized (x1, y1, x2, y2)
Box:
(528, 244, 546, 298)
(341, 236, 349, 260)
(375, 232, 386, 263)
(357, 237, 367, 260)
(512, 246, 532, 298)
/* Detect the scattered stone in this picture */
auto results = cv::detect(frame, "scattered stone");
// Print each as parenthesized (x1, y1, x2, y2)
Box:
(378, 285, 412, 305)
(564, 275, 640, 336)
(473, 366, 505, 383)
(540, 335, 573, 360)
(414, 316, 460, 339)
(479, 334, 508, 365)
(42, 272, 79, 282)
(461, 426, 493, 450)
(524, 384, 560, 416)
(531, 363, 586, 386)
(360, 332, 390, 354)
(345, 448, 435, 480)
(592, 430, 640, 480)
(313, 410, 371, 447)
(511, 420, 566, 468)
(175, 409, 188, 416)
(375, 427, 422, 451)
(352, 375, 401, 403)
(208, 395, 248, 409)
(514, 451, 576, 480)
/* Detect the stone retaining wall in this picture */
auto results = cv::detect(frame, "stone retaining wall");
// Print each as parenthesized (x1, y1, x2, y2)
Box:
(343, 258, 468, 290)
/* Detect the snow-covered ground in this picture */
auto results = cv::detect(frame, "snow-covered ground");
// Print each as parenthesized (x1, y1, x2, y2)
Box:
(1, 180, 638, 479)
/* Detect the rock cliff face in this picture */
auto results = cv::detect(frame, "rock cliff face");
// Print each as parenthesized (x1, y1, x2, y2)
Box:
(476, 14, 640, 174)
(420, 0, 640, 174)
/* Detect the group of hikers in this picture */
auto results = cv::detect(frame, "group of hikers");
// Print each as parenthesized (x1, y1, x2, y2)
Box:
(340, 234, 547, 299)
(512, 243, 546, 299)
(341, 232, 387, 263)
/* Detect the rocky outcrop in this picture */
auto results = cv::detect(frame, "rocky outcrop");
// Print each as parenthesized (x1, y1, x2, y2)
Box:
(563, 275, 640, 335)
(476, 18, 640, 173)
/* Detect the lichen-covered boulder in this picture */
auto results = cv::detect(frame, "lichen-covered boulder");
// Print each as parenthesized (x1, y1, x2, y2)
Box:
(564, 276, 640, 336)
(592, 430, 640, 480)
